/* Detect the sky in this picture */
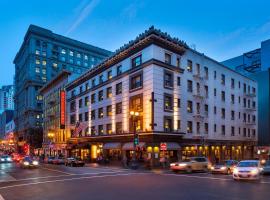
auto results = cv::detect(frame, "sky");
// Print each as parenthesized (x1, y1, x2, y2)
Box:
(0, 0, 270, 86)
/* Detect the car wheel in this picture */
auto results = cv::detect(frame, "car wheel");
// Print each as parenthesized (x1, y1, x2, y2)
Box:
(186, 167, 192, 173)
(172, 170, 178, 173)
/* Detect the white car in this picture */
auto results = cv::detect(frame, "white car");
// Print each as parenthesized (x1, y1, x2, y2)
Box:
(233, 160, 262, 181)
(170, 157, 211, 173)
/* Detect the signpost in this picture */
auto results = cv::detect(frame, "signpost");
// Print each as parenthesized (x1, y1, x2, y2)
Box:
(160, 142, 167, 151)
(60, 90, 66, 129)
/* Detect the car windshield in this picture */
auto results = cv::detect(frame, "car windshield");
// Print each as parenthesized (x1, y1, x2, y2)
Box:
(224, 160, 235, 166)
(24, 157, 33, 162)
(238, 161, 258, 167)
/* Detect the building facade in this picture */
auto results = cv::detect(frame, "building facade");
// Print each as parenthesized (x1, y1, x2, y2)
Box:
(222, 39, 270, 148)
(0, 110, 14, 139)
(0, 85, 14, 113)
(14, 25, 111, 150)
(65, 27, 257, 165)
(40, 71, 72, 157)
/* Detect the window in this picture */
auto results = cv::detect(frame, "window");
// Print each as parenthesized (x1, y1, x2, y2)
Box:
(177, 120, 181, 130)
(196, 64, 200, 75)
(187, 60, 192, 72)
(176, 57, 181, 68)
(221, 91, 225, 101)
(130, 72, 143, 90)
(164, 93, 173, 111)
(99, 75, 104, 84)
(79, 99, 82, 108)
(116, 82, 122, 95)
(177, 99, 181, 108)
(130, 94, 143, 112)
(221, 108, 225, 119)
(85, 83, 89, 90)
(231, 111, 235, 120)
(91, 126, 96, 135)
(85, 96, 89, 106)
(85, 112, 89, 121)
(116, 122, 122, 134)
(204, 85, 208, 98)
(221, 125, 225, 135)
(165, 53, 171, 64)
(98, 125, 104, 135)
(214, 88, 217, 97)
(98, 108, 104, 118)
(61, 49, 66, 54)
(231, 94, 235, 104)
(107, 70, 112, 80)
(70, 51, 74, 56)
(164, 116, 173, 132)
(53, 63, 58, 68)
(79, 113, 83, 122)
(214, 71, 217, 79)
(204, 67, 208, 79)
(231, 78, 235, 89)
(204, 104, 208, 115)
(91, 93, 96, 104)
(131, 55, 142, 68)
(80, 86, 83, 93)
(187, 101, 193, 113)
(116, 102, 122, 114)
(164, 70, 173, 88)
(35, 67, 40, 73)
(117, 65, 122, 75)
(36, 59, 40, 65)
(106, 124, 112, 134)
(204, 123, 208, 134)
(98, 90, 103, 101)
(187, 121, 193, 133)
(214, 124, 217, 132)
(70, 101, 76, 112)
(107, 105, 112, 116)
(70, 115, 76, 125)
(91, 110, 95, 120)
(231, 126, 235, 136)
(187, 80, 193, 92)
(107, 87, 112, 98)
(92, 79, 96, 87)
(221, 74, 225, 85)
(84, 55, 88, 60)
(35, 49, 40, 55)
(214, 106, 217, 114)
(177, 77, 181, 86)
(243, 83, 247, 93)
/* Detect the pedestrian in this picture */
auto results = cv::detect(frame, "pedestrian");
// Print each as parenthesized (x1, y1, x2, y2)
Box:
(160, 156, 166, 169)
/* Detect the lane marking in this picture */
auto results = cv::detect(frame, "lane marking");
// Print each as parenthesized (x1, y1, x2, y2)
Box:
(0, 172, 147, 190)
(161, 173, 270, 184)
(0, 194, 4, 200)
(40, 167, 74, 175)
(0, 170, 129, 183)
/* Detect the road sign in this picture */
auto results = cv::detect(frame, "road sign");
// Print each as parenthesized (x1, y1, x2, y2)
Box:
(160, 143, 167, 151)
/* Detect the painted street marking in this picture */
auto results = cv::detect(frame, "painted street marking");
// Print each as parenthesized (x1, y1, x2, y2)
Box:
(0, 172, 147, 190)
(40, 167, 75, 175)
(0, 170, 129, 183)
(0, 194, 5, 200)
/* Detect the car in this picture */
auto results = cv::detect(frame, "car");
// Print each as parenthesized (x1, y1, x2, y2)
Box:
(65, 157, 85, 167)
(262, 160, 270, 175)
(52, 157, 65, 165)
(20, 157, 39, 168)
(0, 155, 12, 163)
(44, 156, 55, 164)
(170, 157, 211, 173)
(211, 160, 238, 174)
(12, 154, 23, 162)
(233, 160, 262, 181)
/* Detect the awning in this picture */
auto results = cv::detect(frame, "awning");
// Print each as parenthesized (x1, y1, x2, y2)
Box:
(165, 142, 181, 150)
(103, 142, 121, 150)
(122, 142, 145, 150)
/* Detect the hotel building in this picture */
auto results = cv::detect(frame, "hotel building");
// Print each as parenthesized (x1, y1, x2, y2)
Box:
(65, 27, 257, 165)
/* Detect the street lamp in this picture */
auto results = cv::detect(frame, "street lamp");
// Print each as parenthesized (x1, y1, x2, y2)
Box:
(130, 110, 140, 169)
(47, 132, 55, 156)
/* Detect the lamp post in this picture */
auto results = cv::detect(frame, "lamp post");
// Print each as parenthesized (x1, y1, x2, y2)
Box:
(130, 111, 139, 169)
(47, 132, 54, 156)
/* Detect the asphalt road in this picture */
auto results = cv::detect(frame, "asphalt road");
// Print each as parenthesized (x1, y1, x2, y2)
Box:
(1, 162, 270, 200)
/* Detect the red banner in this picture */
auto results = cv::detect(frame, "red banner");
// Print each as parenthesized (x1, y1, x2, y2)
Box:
(60, 90, 66, 129)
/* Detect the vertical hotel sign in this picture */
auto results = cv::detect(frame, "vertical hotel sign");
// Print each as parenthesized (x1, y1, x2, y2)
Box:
(60, 90, 66, 129)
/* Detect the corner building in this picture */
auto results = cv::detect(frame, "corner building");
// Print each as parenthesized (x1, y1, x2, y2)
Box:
(66, 27, 257, 165)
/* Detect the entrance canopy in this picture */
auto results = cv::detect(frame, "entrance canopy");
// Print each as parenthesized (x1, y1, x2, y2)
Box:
(165, 142, 181, 150)
(103, 142, 121, 150)
(122, 142, 145, 150)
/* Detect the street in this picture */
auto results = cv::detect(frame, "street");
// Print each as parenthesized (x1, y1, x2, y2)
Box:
(1, 163, 270, 200)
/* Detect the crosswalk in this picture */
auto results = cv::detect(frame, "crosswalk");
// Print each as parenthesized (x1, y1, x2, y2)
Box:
(0, 172, 16, 182)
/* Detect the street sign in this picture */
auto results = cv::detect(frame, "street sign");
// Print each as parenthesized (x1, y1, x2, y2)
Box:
(160, 143, 167, 151)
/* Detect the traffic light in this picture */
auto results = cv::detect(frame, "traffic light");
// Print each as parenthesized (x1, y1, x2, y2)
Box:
(134, 134, 139, 146)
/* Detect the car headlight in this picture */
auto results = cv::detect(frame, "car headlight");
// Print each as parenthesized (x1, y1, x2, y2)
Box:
(33, 161, 39, 165)
(221, 166, 227, 170)
(1, 158, 4, 161)
(233, 168, 239, 174)
(250, 169, 259, 175)
(7, 158, 11, 161)
(23, 161, 30, 166)
(170, 163, 175, 167)
(179, 163, 187, 167)
(211, 166, 214, 170)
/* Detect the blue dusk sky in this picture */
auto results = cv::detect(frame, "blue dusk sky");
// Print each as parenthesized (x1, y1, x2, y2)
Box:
(0, 0, 270, 86)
